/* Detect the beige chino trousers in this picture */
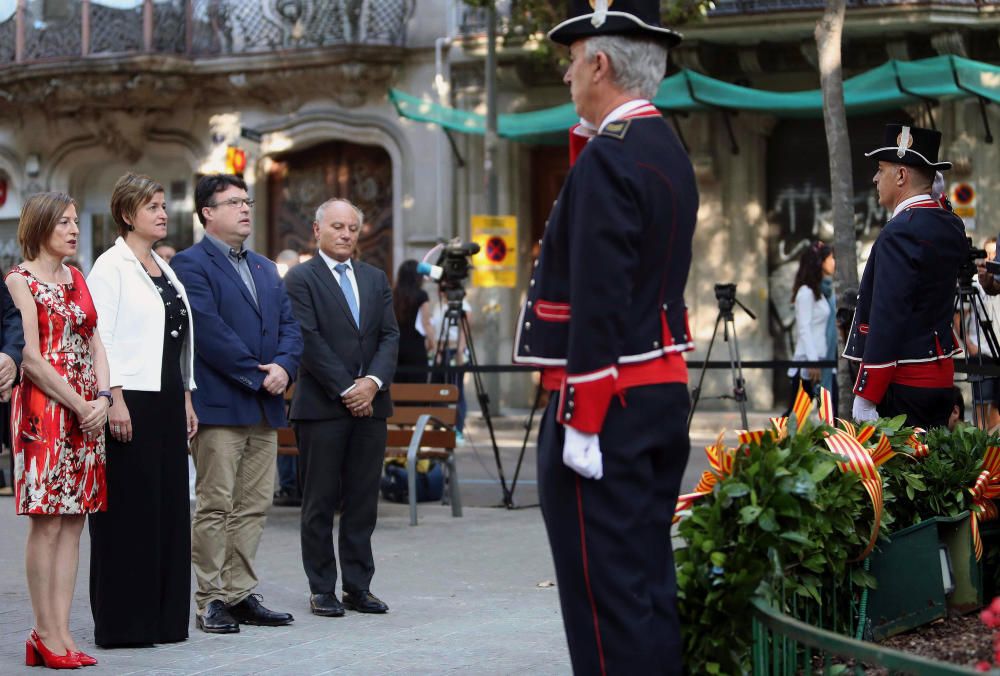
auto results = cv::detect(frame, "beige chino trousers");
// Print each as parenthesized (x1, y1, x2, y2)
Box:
(190, 424, 277, 612)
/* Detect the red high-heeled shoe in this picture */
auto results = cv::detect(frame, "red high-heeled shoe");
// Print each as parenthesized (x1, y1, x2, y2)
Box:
(72, 651, 97, 667)
(25, 629, 81, 669)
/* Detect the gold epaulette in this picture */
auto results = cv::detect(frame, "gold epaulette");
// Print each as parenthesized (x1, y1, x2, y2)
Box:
(599, 119, 630, 140)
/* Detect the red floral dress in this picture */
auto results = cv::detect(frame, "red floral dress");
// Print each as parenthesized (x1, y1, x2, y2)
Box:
(8, 265, 106, 515)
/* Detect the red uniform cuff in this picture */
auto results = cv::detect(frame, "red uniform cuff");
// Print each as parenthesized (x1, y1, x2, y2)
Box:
(557, 367, 618, 435)
(854, 363, 895, 404)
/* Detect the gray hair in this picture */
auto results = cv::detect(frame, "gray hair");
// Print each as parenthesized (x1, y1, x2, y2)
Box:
(584, 35, 667, 99)
(315, 198, 364, 227)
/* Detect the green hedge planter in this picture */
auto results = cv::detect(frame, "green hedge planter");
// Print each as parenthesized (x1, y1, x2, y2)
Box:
(865, 513, 978, 640)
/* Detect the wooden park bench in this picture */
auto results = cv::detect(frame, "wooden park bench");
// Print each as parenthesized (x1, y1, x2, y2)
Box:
(277, 382, 463, 526)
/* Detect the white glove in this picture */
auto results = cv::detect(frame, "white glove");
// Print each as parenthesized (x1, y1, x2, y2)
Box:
(852, 396, 879, 423)
(562, 426, 603, 480)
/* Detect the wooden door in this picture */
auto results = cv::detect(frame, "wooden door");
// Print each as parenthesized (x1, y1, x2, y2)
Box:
(267, 140, 393, 274)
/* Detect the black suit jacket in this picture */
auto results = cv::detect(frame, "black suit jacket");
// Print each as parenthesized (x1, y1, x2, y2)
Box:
(0, 279, 24, 372)
(285, 256, 399, 420)
(0, 278, 24, 447)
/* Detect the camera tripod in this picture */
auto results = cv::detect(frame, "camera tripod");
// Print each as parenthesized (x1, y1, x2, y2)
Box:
(688, 283, 757, 431)
(954, 267, 1000, 429)
(431, 287, 513, 508)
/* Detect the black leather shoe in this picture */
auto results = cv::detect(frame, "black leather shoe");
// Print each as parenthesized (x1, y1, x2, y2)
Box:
(228, 594, 294, 626)
(196, 600, 240, 634)
(310, 593, 345, 617)
(342, 590, 388, 614)
(272, 487, 302, 507)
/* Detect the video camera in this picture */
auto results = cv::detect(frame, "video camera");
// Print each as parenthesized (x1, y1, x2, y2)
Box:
(417, 240, 481, 294)
(961, 237, 990, 284)
(714, 283, 737, 312)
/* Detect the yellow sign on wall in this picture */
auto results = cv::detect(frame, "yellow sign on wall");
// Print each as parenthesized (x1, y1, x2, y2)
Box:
(471, 215, 518, 288)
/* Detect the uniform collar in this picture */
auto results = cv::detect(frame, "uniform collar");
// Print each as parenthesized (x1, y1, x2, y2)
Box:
(598, 98, 653, 133)
(892, 193, 935, 219)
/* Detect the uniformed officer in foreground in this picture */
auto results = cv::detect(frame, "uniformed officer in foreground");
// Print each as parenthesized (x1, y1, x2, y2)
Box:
(512, 1, 697, 672)
(845, 124, 965, 428)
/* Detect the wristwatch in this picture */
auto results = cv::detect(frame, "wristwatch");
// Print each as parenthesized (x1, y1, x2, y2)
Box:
(97, 390, 114, 407)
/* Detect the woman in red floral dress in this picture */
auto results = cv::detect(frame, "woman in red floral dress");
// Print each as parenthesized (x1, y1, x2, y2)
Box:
(6, 192, 111, 669)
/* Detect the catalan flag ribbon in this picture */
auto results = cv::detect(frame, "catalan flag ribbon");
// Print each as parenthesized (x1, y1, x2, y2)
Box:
(673, 432, 734, 524)
(969, 445, 1000, 560)
(791, 383, 814, 429)
(825, 428, 884, 560)
(906, 428, 930, 458)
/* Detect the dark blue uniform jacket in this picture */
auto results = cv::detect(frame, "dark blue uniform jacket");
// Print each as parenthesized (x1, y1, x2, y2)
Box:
(843, 198, 966, 403)
(512, 112, 698, 433)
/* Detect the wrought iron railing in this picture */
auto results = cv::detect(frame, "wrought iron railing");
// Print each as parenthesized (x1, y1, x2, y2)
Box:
(0, 0, 413, 68)
(709, 0, 994, 16)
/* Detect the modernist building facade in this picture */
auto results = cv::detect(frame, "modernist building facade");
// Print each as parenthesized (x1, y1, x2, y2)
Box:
(0, 0, 997, 409)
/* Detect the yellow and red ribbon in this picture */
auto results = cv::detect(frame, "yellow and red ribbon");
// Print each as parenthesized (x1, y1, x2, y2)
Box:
(673, 432, 734, 524)
(969, 445, 1000, 560)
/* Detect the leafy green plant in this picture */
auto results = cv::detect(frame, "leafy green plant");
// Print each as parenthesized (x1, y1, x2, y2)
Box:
(676, 419, 874, 675)
(881, 425, 1000, 531)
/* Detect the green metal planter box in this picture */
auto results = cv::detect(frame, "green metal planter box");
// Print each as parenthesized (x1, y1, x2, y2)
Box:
(865, 513, 978, 640)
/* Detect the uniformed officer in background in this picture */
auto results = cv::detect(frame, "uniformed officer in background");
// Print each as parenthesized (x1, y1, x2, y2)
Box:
(845, 124, 966, 428)
(512, 1, 697, 672)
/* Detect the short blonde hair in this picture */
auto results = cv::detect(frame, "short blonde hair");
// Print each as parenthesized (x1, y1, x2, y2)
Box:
(18, 192, 77, 262)
(110, 173, 165, 238)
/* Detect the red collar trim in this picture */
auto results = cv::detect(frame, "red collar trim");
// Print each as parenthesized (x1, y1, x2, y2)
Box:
(620, 104, 660, 120)
(905, 200, 941, 210)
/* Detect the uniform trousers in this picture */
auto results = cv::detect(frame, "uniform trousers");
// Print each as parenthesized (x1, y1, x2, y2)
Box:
(877, 382, 953, 430)
(190, 423, 277, 611)
(538, 382, 690, 676)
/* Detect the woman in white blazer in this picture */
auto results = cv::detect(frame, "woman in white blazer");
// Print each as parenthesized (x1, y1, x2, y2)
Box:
(786, 241, 836, 411)
(84, 173, 197, 648)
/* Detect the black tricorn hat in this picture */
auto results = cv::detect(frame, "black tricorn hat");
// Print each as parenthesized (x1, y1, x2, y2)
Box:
(865, 124, 952, 171)
(548, 0, 682, 48)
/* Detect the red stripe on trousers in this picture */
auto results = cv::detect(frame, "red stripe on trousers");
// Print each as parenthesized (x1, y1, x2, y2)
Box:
(575, 475, 607, 675)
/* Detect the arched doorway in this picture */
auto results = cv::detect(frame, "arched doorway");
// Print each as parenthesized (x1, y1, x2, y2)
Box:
(267, 140, 393, 274)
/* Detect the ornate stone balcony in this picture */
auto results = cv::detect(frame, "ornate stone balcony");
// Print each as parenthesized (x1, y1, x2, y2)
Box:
(0, 0, 413, 64)
(0, 0, 413, 112)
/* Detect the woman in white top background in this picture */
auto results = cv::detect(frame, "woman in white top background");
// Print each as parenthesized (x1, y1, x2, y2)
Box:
(786, 241, 836, 412)
(85, 173, 197, 648)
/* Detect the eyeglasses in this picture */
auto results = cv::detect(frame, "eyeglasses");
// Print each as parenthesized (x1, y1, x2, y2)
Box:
(210, 197, 255, 209)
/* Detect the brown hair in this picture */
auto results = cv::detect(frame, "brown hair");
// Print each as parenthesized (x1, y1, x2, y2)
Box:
(18, 192, 77, 261)
(110, 173, 165, 237)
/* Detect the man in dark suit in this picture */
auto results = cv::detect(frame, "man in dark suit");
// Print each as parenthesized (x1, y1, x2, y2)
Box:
(844, 125, 966, 428)
(0, 278, 24, 493)
(284, 198, 399, 618)
(172, 174, 303, 634)
(512, 2, 697, 673)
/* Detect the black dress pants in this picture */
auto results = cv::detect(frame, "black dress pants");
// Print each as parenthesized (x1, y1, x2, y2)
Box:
(295, 416, 386, 595)
(877, 382, 953, 430)
(538, 383, 691, 676)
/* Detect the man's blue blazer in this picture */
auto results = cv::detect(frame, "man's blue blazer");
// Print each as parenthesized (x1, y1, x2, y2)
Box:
(172, 237, 303, 428)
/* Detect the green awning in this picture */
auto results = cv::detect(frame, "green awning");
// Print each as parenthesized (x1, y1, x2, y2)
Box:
(389, 55, 999, 141)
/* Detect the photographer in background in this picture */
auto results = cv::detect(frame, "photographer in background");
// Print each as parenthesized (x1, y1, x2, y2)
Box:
(844, 124, 966, 428)
(959, 237, 1000, 430)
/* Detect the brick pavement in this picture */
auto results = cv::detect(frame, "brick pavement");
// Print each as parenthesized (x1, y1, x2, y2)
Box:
(0, 407, 772, 675)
